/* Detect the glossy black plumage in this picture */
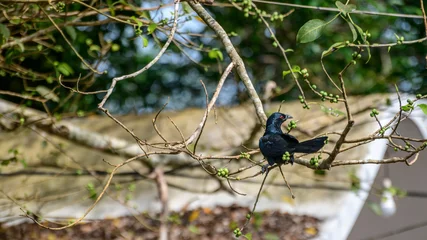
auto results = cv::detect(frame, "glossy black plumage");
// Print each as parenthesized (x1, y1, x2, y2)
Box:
(259, 112, 327, 172)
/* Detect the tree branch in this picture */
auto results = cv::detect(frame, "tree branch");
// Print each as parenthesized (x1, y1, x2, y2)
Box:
(187, 1, 267, 126)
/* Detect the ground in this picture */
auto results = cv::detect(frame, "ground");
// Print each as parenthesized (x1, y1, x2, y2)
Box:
(0, 205, 319, 240)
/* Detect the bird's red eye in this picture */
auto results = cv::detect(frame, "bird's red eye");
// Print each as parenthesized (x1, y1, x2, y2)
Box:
(279, 115, 284, 119)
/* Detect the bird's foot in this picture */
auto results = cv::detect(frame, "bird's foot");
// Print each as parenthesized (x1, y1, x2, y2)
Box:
(261, 164, 270, 174)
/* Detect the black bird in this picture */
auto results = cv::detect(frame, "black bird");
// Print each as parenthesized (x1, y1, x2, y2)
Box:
(259, 112, 327, 172)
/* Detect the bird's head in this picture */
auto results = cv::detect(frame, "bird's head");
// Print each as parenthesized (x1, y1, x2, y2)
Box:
(266, 112, 293, 129)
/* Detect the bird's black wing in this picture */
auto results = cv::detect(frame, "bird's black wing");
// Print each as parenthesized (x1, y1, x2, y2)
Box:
(259, 134, 288, 158)
(280, 133, 299, 150)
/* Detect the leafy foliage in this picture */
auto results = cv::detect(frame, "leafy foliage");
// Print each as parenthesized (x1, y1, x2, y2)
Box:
(0, 0, 425, 116)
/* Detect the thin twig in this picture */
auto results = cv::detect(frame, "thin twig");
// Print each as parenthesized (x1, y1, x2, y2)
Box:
(186, 62, 234, 149)
(59, 75, 108, 95)
(153, 100, 170, 143)
(226, 178, 246, 196)
(241, 169, 270, 233)
(25, 153, 146, 230)
(278, 165, 295, 199)
(252, 0, 427, 19)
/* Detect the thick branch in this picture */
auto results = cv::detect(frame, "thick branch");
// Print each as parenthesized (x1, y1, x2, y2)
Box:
(0, 99, 146, 160)
(187, 1, 267, 126)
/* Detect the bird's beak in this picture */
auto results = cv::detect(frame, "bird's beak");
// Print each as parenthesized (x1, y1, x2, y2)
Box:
(287, 115, 293, 119)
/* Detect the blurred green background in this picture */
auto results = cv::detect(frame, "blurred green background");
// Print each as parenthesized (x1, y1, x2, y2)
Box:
(1, 0, 426, 114)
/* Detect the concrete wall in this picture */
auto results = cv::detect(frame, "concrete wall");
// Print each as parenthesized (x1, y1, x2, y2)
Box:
(349, 119, 427, 240)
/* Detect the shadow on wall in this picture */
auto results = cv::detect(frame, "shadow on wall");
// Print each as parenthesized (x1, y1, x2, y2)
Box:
(348, 118, 427, 240)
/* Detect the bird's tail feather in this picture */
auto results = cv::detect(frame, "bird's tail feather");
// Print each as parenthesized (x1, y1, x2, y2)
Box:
(294, 136, 328, 153)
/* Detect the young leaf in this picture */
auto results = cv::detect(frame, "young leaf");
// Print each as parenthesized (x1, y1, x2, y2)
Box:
(208, 49, 217, 60)
(418, 104, 427, 115)
(368, 202, 382, 216)
(292, 65, 301, 72)
(1, 160, 10, 166)
(321, 42, 346, 57)
(296, 19, 327, 43)
(208, 49, 223, 61)
(36, 86, 59, 102)
(244, 233, 253, 240)
(65, 26, 77, 41)
(401, 104, 412, 112)
(188, 225, 200, 234)
(0, 23, 10, 44)
(107, 0, 116, 16)
(216, 50, 223, 61)
(365, 40, 371, 63)
(147, 23, 157, 34)
(282, 70, 291, 78)
(348, 15, 365, 40)
(335, 1, 356, 16)
(142, 36, 148, 47)
(347, 21, 357, 42)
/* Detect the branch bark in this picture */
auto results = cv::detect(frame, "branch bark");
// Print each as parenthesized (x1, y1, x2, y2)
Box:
(187, 1, 267, 126)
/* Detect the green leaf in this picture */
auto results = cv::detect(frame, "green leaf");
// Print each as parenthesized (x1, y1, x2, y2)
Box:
(401, 104, 412, 112)
(8, 148, 19, 155)
(57, 62, 74, 76)
(64, 26, 77, 41)
(282, 66, 301, 78)
(36, 86, 59, 102)
(0, 23, 10, 44)
(208, 50, 216, 59)
(1, 160, 10, 166)
(208, 48, 223, 61)
(418, 104, 427, 115)
(89, 44, 101, 53)
(17, 43, 25, 52)
(335, 1, 356, 16)
(365, 40, 371, 63)
(322, 42, 346, 57)
(77, 110, 85, 117)
(128, 183, 136, 192)
(368, 202, 382, 216)
(46, 76, 53, 84)
(264, 233, 280, 240)
(20, 159, 27, 168)
(10, 17, 21, 25)
(131, 16, 143, 28)
(347, 21, 357, 42)
(147, 23, 157, 34)
(244, 233, 253, 240)
(188, 225, 199, 234)
(292, 65, 301, 72)
(314, 169, 327, 175)
(296, 19, 327, 43)
(348, 15, 365, 41)
(107, 0, 116, 16)
(282, 70, 291, 78)
(216, 51, 223, 61)
(142, 36, 148, 47)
